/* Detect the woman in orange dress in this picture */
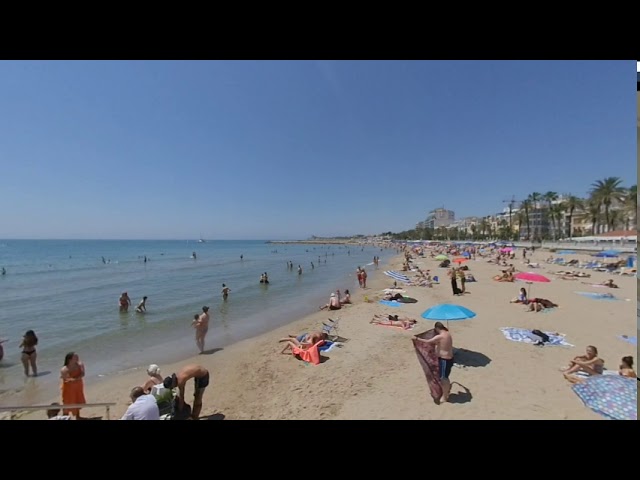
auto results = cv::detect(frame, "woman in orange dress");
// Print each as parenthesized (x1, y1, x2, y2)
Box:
(60, 352, 86, 419)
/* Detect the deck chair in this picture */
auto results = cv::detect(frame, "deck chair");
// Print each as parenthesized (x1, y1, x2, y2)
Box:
(322, 318, 340, 341)
(292, 340, 325, 365)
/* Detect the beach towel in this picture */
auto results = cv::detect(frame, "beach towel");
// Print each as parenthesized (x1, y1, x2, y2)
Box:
(383, 289, 406, 294)
(375, 322, 415, 330)
(500, 327, 574, 347)
(397, 296, 418, 303)
(412, 329, 443, 403)
(379, 300, 402, 307)
(617, 335, 637, 346)
(318, 341, 341, 352)
(292, 340, 325, 365)
(575, 291, 619, 301)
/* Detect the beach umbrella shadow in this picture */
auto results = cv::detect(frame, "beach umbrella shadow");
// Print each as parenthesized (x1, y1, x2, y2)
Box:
(453, 348, 491, 368)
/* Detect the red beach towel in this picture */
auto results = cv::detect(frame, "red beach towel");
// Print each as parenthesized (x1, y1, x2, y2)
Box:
(412, 329, 443, 403)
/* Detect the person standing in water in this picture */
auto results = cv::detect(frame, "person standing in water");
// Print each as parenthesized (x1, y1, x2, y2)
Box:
(119, 292, 132, 312)
(221, 284, 231, 300)
(20, 330, 38, 377)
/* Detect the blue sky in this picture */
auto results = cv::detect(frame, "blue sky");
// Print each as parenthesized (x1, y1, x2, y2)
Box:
(0, 60, 635, 240)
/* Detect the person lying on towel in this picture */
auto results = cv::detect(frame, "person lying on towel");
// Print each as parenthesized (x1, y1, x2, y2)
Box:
(370, 314, 417, 330)
(278, 331, 327, 354)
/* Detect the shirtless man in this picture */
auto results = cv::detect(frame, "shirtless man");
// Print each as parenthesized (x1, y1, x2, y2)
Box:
(192, 306, 210, 353)
(319, 293, 341, 311)
(163, 364, 210, 420)
(415, 322, 454, 403)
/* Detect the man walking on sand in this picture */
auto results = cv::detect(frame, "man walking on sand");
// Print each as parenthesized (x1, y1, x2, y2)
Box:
(164, 364, 210, 420)
(415, 322, 454, 403)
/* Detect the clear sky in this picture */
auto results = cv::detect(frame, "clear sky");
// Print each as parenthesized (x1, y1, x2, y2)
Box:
(0, 60, 635, 240)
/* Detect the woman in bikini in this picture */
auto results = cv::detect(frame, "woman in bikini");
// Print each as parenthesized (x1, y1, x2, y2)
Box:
(370, 314, 417, 330)
(20, 330, 38, 377)
(561, 345, 604, 381)
(618, 356, 636, 378)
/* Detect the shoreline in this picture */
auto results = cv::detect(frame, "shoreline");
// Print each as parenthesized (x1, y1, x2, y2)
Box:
(5, 252, 401, 419)
(8, 246, 637, 420)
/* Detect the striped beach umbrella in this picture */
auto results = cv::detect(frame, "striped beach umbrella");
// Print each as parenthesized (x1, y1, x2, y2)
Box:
(383, 271, 411, 284)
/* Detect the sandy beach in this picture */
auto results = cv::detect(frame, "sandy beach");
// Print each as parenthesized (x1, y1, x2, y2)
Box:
(10, 248, 637, 420)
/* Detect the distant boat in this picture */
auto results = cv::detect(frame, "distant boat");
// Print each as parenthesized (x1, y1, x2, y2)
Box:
(198, 238, 206, 243)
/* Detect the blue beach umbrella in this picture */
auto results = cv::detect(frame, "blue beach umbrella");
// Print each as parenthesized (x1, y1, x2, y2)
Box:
(421, 304, 476, 328)
(594, 250, 619, 258)
(572, 375, 637, 420)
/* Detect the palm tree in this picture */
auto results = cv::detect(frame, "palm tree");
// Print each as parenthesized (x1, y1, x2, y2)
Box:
(520, 199, 532, 240)
(562, 195, 583, 239)
(548, 203, 564, 241)
(586, 199, 601, 236)
(543, 191, 559, 238)
(590, 177, 626, 232)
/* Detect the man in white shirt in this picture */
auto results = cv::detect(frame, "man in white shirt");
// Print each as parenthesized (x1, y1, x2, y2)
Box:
(121, 386, 160, 420)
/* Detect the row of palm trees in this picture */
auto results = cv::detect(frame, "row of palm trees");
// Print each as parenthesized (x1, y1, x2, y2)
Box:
(391, 177, 636, 241)
(514, 177, 636, 241)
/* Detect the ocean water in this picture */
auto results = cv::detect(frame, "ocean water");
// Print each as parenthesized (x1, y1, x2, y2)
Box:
(0, 239, 392, 403)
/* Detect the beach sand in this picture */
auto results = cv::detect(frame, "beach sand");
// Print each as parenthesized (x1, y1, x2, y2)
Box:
(10, 249, 637, 420)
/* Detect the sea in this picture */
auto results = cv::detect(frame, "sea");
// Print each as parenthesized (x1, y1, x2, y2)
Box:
(0, 239, 393, 404)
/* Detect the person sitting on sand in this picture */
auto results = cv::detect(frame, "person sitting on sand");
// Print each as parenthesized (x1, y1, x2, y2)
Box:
(526, 298, 558, 312)
(142, 364, 164, 393)
(319, 293, 341, 311)
(510, 287, 528, 304)
(279, 332, 327, 354)
(618, 356, 636, 378)
(601, 279, 618, 288)
(561, 345, 604, 378)
(493, 270, 513, 282)
(340, 289, 352, 305)
(370, 314, 417, 330)
(47, 402, 73, 420)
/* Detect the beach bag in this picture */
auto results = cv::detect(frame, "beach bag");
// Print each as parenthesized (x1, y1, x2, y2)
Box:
(531, 329, 550, 343)
(170, 396, 192, 420)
